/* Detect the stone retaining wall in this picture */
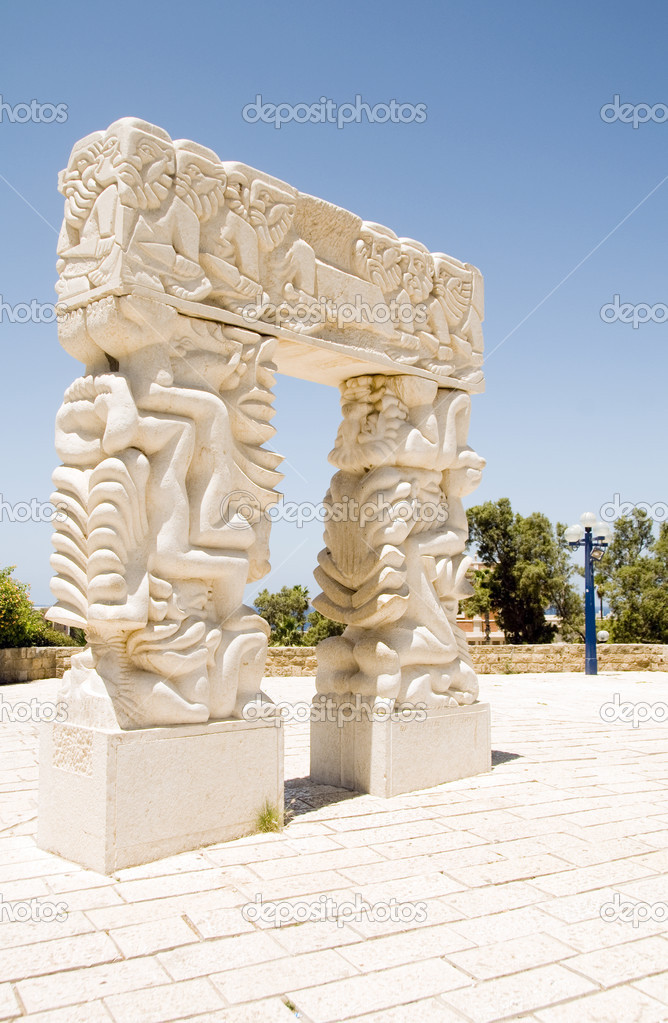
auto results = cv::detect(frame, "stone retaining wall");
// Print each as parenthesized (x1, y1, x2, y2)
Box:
(268, 643, 668, 675)
(5, 642, 668, 684)
(471, 643, 668, 673)
(266, 646, 318, 676)
(0, 647, 75, 684)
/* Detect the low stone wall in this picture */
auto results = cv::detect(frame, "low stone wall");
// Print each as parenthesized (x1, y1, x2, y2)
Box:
(56, 648, 74, 678)
(6, 642, 668, 684)
(264, 643, 668, 676)
(0, 647, 75, 684)
(266, 646, 318, 676)
(471, 643, 668, 673)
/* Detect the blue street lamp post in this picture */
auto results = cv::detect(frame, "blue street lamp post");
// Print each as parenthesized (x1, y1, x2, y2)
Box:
(564, 513, 613, 676)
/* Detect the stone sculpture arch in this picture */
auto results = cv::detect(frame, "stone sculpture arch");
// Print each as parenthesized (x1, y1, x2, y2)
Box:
(39, 118, 490, 871)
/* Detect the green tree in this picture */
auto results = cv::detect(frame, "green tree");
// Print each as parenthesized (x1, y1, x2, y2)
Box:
(0, 566, 83, 648)
(304, 609, 346, 645)
(595, 513, 668, 642)
(0, 566, 36, 648)
(465, 499, 583, 644)
(552, 523, 586, 641)
(270, 615, 304, 646)
(255, 585, 310, 645)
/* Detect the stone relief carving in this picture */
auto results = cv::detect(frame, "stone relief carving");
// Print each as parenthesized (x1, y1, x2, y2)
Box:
(50, 117, 485, 730)
(313, 374, 485, 709)
(50, 292, 282, 728)
(55, 117, 484, 386)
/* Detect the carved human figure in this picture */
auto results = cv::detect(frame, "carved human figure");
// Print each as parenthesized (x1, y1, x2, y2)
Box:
(56, 119, 179, 299)
(314, 374, 484, 709)
(50, 299, 282, 728)
(420, 253, 484, 382)
(352, 224, 421, 362)
(249, 178, 316, 312)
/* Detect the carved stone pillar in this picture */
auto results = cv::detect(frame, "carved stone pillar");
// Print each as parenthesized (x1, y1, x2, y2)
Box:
(49, 297, 282, 730)
(39, 296, 286, 870)
(310, 374, 491, 795)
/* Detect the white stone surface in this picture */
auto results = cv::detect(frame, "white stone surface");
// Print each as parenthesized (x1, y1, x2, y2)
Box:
(47, 116, 485, 736)
(43, 116, 488, 871)
(6, 673, 668, 1020)
(310, 699, 491, 796)
(37, 716, 283, 873)
(314, 375, 485, 710)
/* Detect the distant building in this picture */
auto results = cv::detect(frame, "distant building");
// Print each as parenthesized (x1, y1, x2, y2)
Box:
(34, 607, 71, 636)
(457, 560, 505, 644)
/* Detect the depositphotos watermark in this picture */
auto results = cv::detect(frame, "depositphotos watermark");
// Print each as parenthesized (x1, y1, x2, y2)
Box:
(242, 296, 428, 328)
(243, 695, 428, 728)
(0, 97, 68, 124)
(600, 295, 668, 328)
(221, 493, 447, 530)
(241, 893, 428, 928)
(0, 496, 66, 524)
(600, 95, 668, 128)
(600, 494, 668, 523)
(600, 694, 668, 728)
(0, 297, 58, 324)
(0, 896, 68, 923)
(601, 893, 668, 928)
(242, 94, 427, 129)
(0, 696, 68, 725)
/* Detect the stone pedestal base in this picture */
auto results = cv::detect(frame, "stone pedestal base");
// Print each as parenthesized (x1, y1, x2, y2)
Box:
(310, 699, 491, 797)
(37, 717, 283, 874)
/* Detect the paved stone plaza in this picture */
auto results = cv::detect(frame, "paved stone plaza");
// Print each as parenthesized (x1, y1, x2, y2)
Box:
(1, 671, 668, 1022)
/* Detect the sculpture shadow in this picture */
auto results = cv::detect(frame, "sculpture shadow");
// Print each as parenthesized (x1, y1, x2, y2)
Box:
(492, 749, 523, 766)
(284, 777, 361, 819)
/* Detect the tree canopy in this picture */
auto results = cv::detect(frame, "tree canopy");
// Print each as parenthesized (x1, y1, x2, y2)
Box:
(593, 512, 668, 643)
(0, 566, 84, 648)
(254, 585, 344, 645)
(464, 498, 583, 643)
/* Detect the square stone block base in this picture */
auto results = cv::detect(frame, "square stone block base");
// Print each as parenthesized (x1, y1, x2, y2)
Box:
(310, 699, 491, 797)
(37, 717, 283, 874)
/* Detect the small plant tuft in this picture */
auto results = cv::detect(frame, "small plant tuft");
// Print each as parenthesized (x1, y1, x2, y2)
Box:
(255, 800, 283, 833)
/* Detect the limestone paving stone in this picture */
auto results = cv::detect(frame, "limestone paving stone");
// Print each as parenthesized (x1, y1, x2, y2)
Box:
(157, 930, 287, 982)
(17, 958, 172, 1015)
(335, 922, 477, 972)
(2, 672, 668, 1020)
(107, 916, 201, 958)
(0, 982, 21, 1020)
(445, 932, 579, 981)
(345, 999, 471, 1022)
(16, 1002, 113, 1023)
(210, 948, 358, 1004)
(440, 964, 597, 1022)
(171, 1001, 302, 1022)
(634, 971, 668, 1006)
(288, 958, 473, 1022)
(534, 986, 668, 1023)
(561, 935, 668, 987)
(103, 977, 225, 1022)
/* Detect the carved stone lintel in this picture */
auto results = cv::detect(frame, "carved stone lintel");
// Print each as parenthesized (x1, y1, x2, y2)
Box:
(55, 117, 484, 390)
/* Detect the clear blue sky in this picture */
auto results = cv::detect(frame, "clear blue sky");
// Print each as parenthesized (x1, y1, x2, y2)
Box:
(1, 0, 666, 605)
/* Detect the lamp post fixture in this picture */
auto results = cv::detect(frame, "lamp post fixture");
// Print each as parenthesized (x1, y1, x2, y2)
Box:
(564, 513, 613, 675)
